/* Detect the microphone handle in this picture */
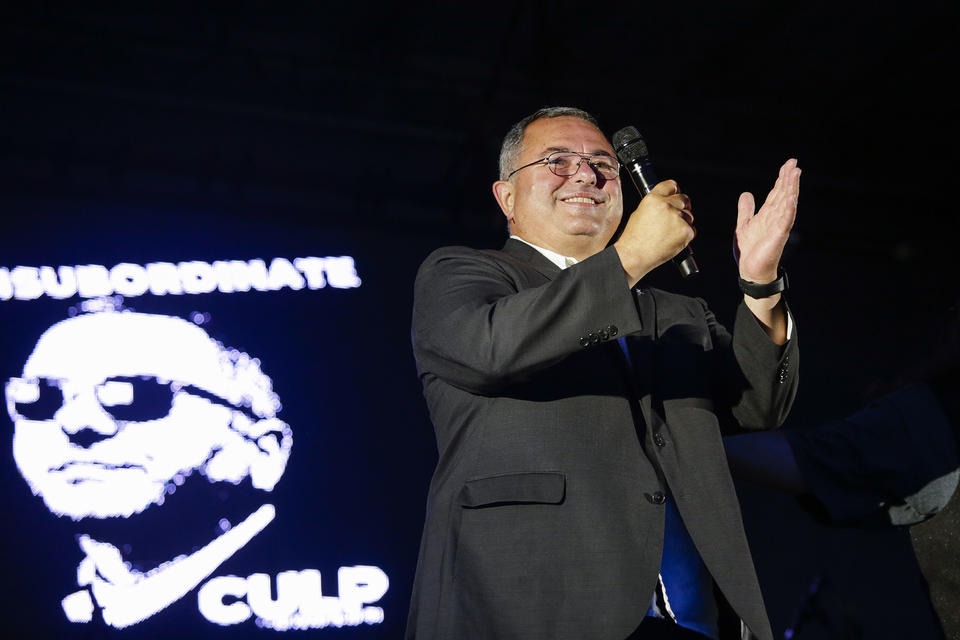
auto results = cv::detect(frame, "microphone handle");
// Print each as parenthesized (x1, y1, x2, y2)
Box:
(623, 158, 699, 278)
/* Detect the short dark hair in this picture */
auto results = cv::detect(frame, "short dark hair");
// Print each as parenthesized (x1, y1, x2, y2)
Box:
(498, 107, 600, 180)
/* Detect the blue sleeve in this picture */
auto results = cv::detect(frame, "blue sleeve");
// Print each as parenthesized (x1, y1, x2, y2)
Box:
(785, 384, 959, 526)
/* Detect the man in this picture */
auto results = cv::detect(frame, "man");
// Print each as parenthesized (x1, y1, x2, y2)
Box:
(406, 106, 801, 639)
(6, 305, 293, 628)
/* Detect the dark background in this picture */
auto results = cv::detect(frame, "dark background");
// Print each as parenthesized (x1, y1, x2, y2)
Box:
(1, 3, 958, 638)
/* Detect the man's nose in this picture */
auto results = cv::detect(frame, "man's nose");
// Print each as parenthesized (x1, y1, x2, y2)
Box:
(571, 158, 600, 185)
(54, 391, 120, 447)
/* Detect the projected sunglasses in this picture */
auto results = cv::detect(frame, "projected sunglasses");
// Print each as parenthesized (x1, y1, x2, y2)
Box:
(5, 375, 254, 423)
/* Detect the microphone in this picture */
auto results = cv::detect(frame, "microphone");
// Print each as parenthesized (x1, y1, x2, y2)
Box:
(612, 126, 699, 278)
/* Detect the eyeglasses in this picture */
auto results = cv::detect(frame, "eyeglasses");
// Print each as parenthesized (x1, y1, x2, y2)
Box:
(5, 375, 254, 423)
(507, 151, 621, 180)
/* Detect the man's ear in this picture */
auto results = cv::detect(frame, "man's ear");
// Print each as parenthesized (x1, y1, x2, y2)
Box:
(492, 179, 515, 223)
(203, 416, 292, 491)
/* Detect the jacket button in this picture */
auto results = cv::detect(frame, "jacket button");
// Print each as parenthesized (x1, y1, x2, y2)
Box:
(579, 336, 590, 347)
(645, 491, 666, 505)
(653, 432, 666, 447)
(606, 325, 619, 337)
(778, 356, 790, 383)
(598, 328, 609, 340)
(588, 332, 600, 345)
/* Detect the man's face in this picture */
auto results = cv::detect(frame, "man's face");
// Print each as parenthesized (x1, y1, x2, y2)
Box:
(493, 116, 623, 258)
(8, 313, 255, 520)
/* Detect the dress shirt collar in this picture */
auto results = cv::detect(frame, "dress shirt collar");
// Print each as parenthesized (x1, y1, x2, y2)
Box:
(509, 236, 577, 269)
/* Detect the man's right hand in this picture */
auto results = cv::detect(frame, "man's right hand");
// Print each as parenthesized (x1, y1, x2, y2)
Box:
(613, 178, 696, 288)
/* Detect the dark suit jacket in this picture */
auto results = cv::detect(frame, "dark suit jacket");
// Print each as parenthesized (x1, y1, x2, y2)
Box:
(406, 239, 798, 640)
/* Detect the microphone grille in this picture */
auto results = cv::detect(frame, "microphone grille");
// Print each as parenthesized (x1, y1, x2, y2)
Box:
(612, 126, 640, 149)
(611, 126, 649, 163)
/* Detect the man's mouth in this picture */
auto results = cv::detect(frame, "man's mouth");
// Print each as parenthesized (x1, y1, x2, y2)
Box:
(50, 461, 148, 482)
(53, 461, 140, 471)
(561, 195, 603, 205)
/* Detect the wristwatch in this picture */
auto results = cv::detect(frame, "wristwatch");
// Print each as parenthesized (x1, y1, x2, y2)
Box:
(738, 269, 788, 298)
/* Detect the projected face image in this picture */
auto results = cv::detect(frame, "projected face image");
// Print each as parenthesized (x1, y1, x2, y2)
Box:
(7, 310, 292, 520)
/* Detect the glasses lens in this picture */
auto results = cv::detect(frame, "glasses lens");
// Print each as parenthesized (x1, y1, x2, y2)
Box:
(9, 378, 63, 421)
(100, 377, 175, 422)
(545, 152, 579, 176)
(590, 157, 620, 179)
(547, 152, 619, 178)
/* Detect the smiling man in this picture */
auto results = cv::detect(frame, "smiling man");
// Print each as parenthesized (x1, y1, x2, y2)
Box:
(406, 107, 801, 640)
(492, 114, 627, 261)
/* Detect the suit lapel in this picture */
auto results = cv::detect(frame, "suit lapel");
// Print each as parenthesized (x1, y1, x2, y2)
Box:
(499, 238, 563, 281)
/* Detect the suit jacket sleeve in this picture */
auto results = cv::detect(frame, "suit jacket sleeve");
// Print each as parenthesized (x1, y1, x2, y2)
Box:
(413, 241, 797, 429)
(412, 244, 643, 394)
(723, 300, 799, 431)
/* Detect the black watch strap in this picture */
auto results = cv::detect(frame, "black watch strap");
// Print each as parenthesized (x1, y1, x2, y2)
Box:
(739, 269, 789, 298)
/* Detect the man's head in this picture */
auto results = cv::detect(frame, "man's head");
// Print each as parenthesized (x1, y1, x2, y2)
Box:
(492, 106, 624, 260)
(6, 309, 293, 521)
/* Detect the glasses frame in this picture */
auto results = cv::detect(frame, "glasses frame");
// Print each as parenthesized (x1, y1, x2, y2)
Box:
(507, 150, 621, 180)
(5, 375, 259, 424)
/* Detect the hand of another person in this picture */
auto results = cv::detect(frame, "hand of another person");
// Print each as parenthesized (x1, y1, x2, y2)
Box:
(734, 158, 801, 283)
(614, 179, 696, 287)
